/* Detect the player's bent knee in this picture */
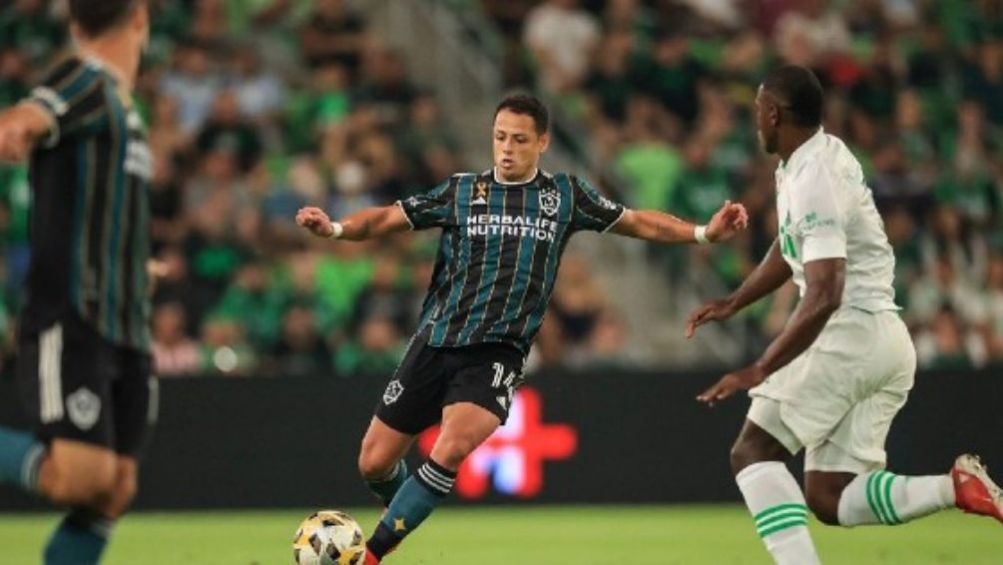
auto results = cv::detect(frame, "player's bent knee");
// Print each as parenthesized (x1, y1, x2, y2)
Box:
(45, 464, 117, 507)
(39, 441, 118, 506)
(729, 425, 791, 476)
(805, 489, 841, 526)
(357, 435, 401, 480)
(729, 440, 757, 476)
(357, 450, 397, 481)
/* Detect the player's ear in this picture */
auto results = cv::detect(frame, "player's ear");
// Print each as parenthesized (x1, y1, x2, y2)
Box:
(135, 2, 150, 31)
(539, 131, 550, 154)
(68, 21, 83, 45)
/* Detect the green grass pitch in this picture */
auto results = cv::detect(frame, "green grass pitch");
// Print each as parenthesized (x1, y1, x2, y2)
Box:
(1, 505, 1000, 564)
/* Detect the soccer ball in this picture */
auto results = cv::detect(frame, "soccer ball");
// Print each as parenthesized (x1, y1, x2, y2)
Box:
(292, 510, 366, 565)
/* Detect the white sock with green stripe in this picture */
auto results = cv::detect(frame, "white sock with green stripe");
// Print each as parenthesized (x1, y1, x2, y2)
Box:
(837, 469, 955, 526)
(736, 461, 820, 565)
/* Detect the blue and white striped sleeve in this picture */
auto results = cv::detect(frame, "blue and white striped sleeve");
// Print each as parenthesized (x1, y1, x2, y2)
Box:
(26, 58, 110, 148)
(570, 175, 627, 233)
(396, 177, 459, 230)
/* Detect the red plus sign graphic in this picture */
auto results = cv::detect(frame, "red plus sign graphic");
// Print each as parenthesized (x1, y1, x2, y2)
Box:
(418, 387, 578, 498)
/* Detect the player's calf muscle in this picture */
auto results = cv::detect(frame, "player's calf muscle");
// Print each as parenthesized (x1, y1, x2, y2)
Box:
(431, 420, 499, 469)
(429, 436, 480, 469)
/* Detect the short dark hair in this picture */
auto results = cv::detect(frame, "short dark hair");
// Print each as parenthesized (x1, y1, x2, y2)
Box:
(495, 94, 549, 135)
(762, 65, 824, 128)
(69, 0, 142, 37)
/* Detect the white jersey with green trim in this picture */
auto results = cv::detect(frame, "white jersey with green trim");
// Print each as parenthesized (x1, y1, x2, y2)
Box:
(774, 128, 899, 313)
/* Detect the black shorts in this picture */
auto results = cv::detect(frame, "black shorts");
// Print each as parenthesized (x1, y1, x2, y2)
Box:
(376, 329, 526, 435)
(16, 313, 157, 457)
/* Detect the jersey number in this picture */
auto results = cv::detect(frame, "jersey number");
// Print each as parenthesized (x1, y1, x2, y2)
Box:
(491, 362, 520, 390)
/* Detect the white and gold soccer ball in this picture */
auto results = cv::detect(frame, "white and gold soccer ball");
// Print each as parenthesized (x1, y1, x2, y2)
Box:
(292, 510, 366, 565)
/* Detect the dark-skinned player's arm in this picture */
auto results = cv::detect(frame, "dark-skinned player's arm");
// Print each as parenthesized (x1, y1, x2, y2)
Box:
(295, 205, 412, 241)
(0, 102, 52, 163)
(610, 200, 749, 244)
(684, 238, 792, 338)
(697, 257, 845, 406)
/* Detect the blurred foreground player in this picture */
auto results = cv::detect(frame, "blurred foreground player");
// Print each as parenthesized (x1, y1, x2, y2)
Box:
(297, 93, 749, 563)
(0, 1, 156, 563)
(688, 65, 1003, 565)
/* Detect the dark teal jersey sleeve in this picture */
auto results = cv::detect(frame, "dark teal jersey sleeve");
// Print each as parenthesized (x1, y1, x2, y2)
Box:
(27, 58, 110, 149)
(570, 175, 626, 232)
(397, 176, 458, 230)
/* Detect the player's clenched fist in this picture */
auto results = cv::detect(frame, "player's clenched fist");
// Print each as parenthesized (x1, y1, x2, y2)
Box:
(296, 207, 335, 238)
(0, 123, 32, 162)
(705, 200, 749, 243)
(0, 103, 50, 163)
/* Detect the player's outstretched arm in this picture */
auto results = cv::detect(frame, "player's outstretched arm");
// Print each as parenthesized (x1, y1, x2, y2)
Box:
(0, 102, 51, 163)
(610, 200, 749, 244)
(696, 258, 845, 405)
(685, 238, 792, 338)
(295, 205, 412, 242)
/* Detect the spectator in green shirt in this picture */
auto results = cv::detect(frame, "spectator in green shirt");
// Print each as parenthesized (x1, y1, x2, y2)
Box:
(284, 63, 351, 153)
(0, 49, 30, 108)
(268, 303, 333, 378)
(614, 95, 684, 210)
(673, 138, 735, 222)
(335, 314, 405, 377)
(0, 0, 64, 63)
(0, 164, 30, 300)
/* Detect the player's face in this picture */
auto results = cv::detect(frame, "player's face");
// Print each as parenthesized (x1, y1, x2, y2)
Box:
(755, 86, 779, 155)
(493, 110, 549, 182)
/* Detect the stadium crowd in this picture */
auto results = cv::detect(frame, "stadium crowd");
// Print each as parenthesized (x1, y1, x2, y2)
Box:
(0, 0, 623, 377)
(493, 0, 1003, 370)
(1, 0, 1002, 374)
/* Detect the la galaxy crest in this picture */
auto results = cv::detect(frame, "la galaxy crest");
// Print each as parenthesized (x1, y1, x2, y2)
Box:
(383, 380, 404, 405)
(539, 188, 560, 216)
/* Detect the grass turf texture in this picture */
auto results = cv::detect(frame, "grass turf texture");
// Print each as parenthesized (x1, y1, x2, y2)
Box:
(0, 505, 1000, 564)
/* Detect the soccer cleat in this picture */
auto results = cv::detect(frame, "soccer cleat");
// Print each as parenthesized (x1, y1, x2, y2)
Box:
(951, 454, 1003, 523)
(362, 549, 380, 565)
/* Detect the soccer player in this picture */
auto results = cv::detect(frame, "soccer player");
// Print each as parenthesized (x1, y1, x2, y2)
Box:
(0, 2, 156, 564)
(297, 93, 749, 563)
(687, 65, 1003, 564)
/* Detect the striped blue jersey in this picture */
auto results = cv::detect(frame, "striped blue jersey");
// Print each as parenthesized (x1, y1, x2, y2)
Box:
(397, 169, 626, 353)
(22, 56, 152, 350)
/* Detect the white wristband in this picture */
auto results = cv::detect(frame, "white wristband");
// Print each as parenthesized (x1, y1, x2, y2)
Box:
(329, 222, 344, 239)
(694, 225, 710, 245)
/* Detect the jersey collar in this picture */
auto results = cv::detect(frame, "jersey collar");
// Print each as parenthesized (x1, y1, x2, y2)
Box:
(77, 51, 134, 106)
(780, 127, 826, 174)
(492, 167, 539, 186)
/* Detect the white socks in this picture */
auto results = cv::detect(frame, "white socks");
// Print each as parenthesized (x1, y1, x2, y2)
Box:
(837, 470, 955, 526)
(737, 461, 821, 565)
(738, 463, 957, 564)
